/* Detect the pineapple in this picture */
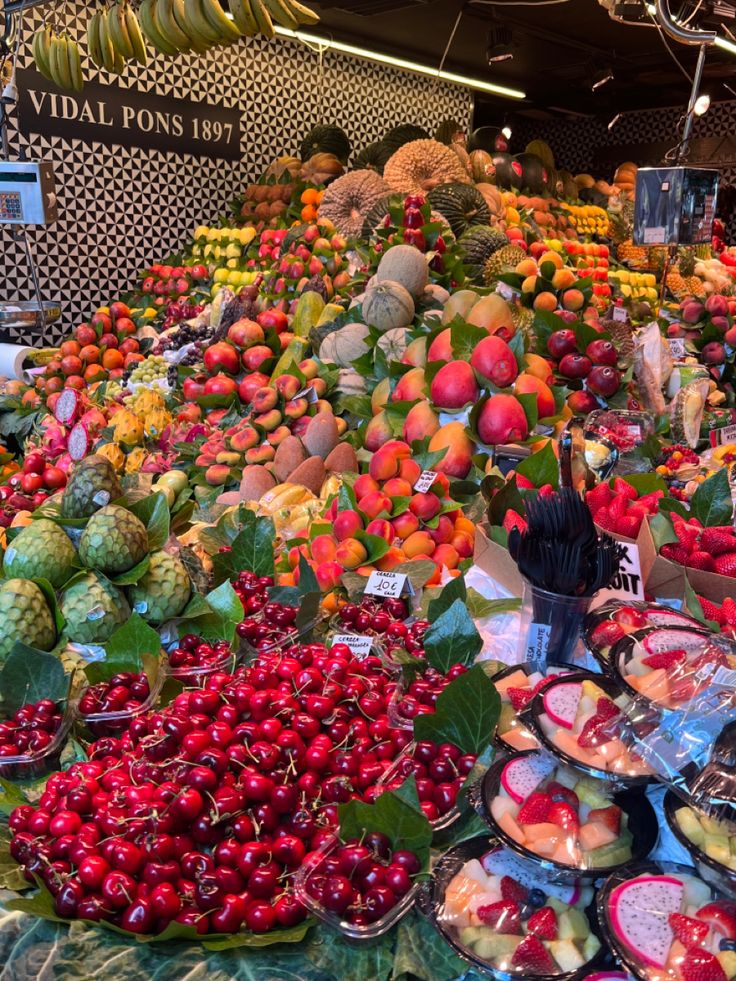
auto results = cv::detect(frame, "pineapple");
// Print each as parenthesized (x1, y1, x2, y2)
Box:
(678, 247, 696, 277)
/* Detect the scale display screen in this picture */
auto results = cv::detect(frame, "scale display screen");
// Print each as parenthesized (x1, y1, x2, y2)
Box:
(0, 172, 38, 183)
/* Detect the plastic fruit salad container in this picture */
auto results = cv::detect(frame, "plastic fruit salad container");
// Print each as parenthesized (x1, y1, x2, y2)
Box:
(597, 860, 736, 981)
(526, 672, 654, 785)
(664, 791, 736, 891)
(420, 836, 602, 980)
(473, 751, 657, 880)
(494, 663, 577, 753)
(583, 602, 706, 668)
(0, 698, 72, 781)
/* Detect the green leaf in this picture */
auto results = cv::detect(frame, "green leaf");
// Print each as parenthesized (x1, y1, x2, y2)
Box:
(659, 497, 690, 520)
(108, 555, 151, 586)
(211, 511, 276, 585)
(85, 614, 160, 685)
(450, 320, 487, 362)
(516, 441, 559, 489)
(354, 531, 390, 563)
(690, 469, 734, 527)
(128, 493, 171, 552)
(423, 599, 482, 674)
(338, 780, 433, 870)
(337, 481, 358, 513)
(487, 477, 525, 528)
(295, 591, 321, 634)
(466, 593, 521, 619)
(186, 580, 244, 644)
(516, 391, 538, 432)
(0, 775, 29, 815)
(649, 511, 678, 552)
(392, 909, 468, 981)
(427, 576, 467, 621)
(409, 436, 448, 472)
(392, 559, 437, 595)
(297, 554, 320, 597)
(34, 577, 65, 634)
(0, 823, 28, 890)
(619, 473, 668, 495)
(413, 664, 500, 756)
(0, 644, 67, 711)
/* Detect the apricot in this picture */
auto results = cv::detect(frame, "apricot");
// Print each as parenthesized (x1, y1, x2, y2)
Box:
(398, 458, 422, 485)
(375, 547, 406, 572)
(433, 544, 460, 569)
(403, 531, 435, 559)
(516, 258, 538, 278)
(429, 515, 455, 545)
(358, 491, 393, 520)
(316, 560, 344, 591)
(521, 275, 538, 294)
(409, 492, 441, 521)
(514, 373, 556, 418)
(383, 477, 413, 498)
(403, 402, 439, 444)
(533, 292, 557, 312)
(368, 440, 411, 482)
(392, 511, 420, 540)
(552, 268, 577, 290)
(335, 538, 368, 570)
(311, 534, 337, 564)
(538, 250, 564, 270)
(354, 474, 379, 499)
(562, 289, 585, 312)
(333, 509, 364, 541)
(365, 518, 394, 544)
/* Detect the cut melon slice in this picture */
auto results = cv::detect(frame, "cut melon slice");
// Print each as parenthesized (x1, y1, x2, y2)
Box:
(495, 669, 529, 695)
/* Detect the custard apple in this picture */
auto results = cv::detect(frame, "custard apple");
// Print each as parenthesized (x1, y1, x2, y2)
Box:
(0, 579, 57, 660)
(60, 455, 123, 519)
(3, 519, 77, 588)
(127, 550, 191, 624)
(60, 572, 131, 644)
(79, 505, 148, 575)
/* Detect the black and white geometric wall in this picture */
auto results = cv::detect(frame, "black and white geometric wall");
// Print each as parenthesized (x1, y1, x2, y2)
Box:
(0, 1, 472, 343)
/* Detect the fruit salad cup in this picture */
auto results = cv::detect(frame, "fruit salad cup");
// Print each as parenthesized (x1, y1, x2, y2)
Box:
(665, 791, 736, 893)
(494, 663, 578, 753)
(420, 836, 602, 980)
(597, 860, 736, 981)
(584, 603, 706, 669)
(472, 751, 657, 880)
(526, 672, 654, 785)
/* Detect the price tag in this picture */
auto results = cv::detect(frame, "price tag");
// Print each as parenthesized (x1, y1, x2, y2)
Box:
(523, 622, 551, 665)
(331, 634, 373, 658)
(364, 570, 410, 598)
(596, 542, 645, 603)
(709, 423, 736, 447)
(496, 282, 519, 301)
(611, 305, 628, 322)
(668, 337, 687, 359)
(414, 470, 437, 493)
(294, 385, 319, 404)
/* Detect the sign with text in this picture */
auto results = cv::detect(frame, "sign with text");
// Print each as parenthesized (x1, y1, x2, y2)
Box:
(596, 542, 645, 603)
(364, 570, 410, 599)
(17, 68, 241, 160)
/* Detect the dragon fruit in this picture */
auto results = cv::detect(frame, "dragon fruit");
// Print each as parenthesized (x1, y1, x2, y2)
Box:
(68, 423, 90, 462)
(481, 846, 581, 905)
(608, 874, 684, 968)
(54, 388, 81, 425)
(500, 754, 555, 804)
(642, 629, 707, 656)
(543, 682, 582, 730)
(112, 409, 145, 446)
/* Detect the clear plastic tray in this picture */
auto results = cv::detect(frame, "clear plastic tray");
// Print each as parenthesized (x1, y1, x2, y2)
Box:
(494, 662, 578, 753)
(583, 602, 708, 668)
(237, 614, 324, 662)
(664, 790, 736, 893)
(0, 703, 73, 781)
(377, 740, 466, 833)
(293, 834, 418, 941)
(166, 644, 237, 684)
(74, 668, 164, 738)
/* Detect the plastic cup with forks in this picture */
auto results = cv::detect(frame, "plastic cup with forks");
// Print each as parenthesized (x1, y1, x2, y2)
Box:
(516, 579, 596, 672)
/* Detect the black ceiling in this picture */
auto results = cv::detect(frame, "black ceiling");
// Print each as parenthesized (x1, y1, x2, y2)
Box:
(310, 0, 736, 120)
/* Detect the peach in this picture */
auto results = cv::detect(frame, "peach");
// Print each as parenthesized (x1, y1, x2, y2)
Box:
(371, 377, 390, 415)
(429, 515, 455, 545)
(311, 534, 337, 564)
(314, 399, 332, 414)
(428, 422, 473, 478)
(451, 532, 474, 558)
(398, 458, 422, 485)
(358, 491, 393, 520)
(267, 425, 292, 446)
(252, 387, 278, 412)
(275, 374, 301, 400)
(430, 361, 479, 410)
(477, 394, 529, 445)
(365, 518, 394, 544)
(383, 477, 413, 498)
(515, 258, 538, 278)
(470, 335, 518, 389)
(311, 378, 327, 397)
(409, 492, 441, 521)
(392, 367, 426, 402)
(403, 401, 439, 444)
(316, 560, 344, 591)
(335, 538, 368, 570)
(364, 411, 393, 452)
(216, 451, 242, 467)
(533, 292, 557, 312)
(523, 353, 554, 385)
(368, 440, 411, 481)
(375, 546, 406, 572)
(298, 359, 319, 380)
(288, 543, 309, 568)
(284, 397, 309, 419)
(204, 464, 230, 486)
(521, 275, 538, 294)
(403, 530, 435, 558)
(229, 426, 260, 452)
(245, 445, 275, 464)
(427, 328, 452, 363)
(253, 408, 283, 432)
(401, 336, 427, 367)
(392, 511, 420, 540)
(354, 474, 379, 499)
(538, 250, 564, 270)
(433, 544, 460, 569)
(561, 289, 585, 312)
(333, 509, 364, 542)
(514, 373, 556, 418)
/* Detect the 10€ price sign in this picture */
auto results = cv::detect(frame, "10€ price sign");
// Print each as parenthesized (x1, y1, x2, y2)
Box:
(364, 571, 410, 599)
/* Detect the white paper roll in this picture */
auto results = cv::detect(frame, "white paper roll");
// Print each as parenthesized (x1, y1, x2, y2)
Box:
(0, 344, 33, 380)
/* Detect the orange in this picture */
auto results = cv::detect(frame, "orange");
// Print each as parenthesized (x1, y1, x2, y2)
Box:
(300, 188, 319, 206)
(301, 204, 317, 222)
(101, 349, 124, 370)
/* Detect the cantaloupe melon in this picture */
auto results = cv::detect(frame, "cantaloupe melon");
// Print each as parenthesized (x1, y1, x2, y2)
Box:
(362, 280, 415, 332)
(552, 729, 585, 760)
(553, 841, 581, 864)
(533, 836, 562, 858)
(496, 810, 525, 843)
(629, 668, 669, 701)
(504, 727, 538, 752)
(376, 244, 429, 299)
(524, 822, 563, 843)
(494, 669, 528, 694)
(579, 822, 617, 851)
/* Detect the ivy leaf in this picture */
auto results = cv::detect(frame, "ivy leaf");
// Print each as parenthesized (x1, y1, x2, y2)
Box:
(107, 555, 150, 586)
(211, 511, 275, 585)
(354, 531, 391, 563)
(690, 469, 734, 527)
(450, 321, 487, 362)
(338, 779, 433, 870)
(0, 645, 67, 711)
(467, 593, 521, 619)
(186, 580, 244, 644)
(128, 493, 171, 552)
(427, 576, 467, 621)
(413, 664, 500, 756)
(85, 614, 160, 685)
(423, 599, 482, 674)
(409, 436, 448, 472)
(620, 473, 669, 495)
(516, 441, 559, 489)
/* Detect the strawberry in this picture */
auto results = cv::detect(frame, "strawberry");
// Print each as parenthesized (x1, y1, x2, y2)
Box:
(588, 804, 622, 834)
(547, 801, 579, 832)
(515, 474, 535, 490)
(670, 912, 710, 948)
(503, 511, 529, 535)
(615, 515, 641, 539)
(613, 477, 637, 501)
(539, 484, 554, 497)
(715, 553, 736, 578)
(595, 507, 618, 533)
(722, 597, 736, 627)
(674, 521, 701, 550)
(642, 648, 687, 669)
(661, 543, 690, 565)
(696, 901, 736, 939)
(613, 606, 648, 628)
(507, 687, 533, 711)
(596, 697, 621, 720)
(637, 490, 664, 513)
(699, 528, 736, 556)
(585, 482, 613, 513)
(476, 899, 521, 934)
(609, 494, 629, 521)
(590, 621, 625, 648)
(578, 714, 610, 748)
(500, 876, 528, 905)
(686, 551, 716, 572)
(517, 792, 552, 825)
(699, 596, 726, 625)
(547, 781, 579, 807)
(679, 949, 728, 981)
(527, 906, 558, 940)
(511, 934, 556, 973)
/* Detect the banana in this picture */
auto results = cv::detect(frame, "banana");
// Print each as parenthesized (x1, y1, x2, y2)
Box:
(33, 26, 55, 80)
(183, 0, 222, 45)
(228, 0, 257, 36)
(172, 0, 210, 51)
(156, 0, 191, 50)
(284, 0, 319, 25)
(67, 37, 84, 91)
(201, 0, 241, 42)
(87, 12, 103, 67)
(249, 0, 273, 38)
(263, 0, 297, 29)
(108, 0, 134, 59)
(98, 9, 117, 71)
(50, 35, 72, 89)
(111, 43, 126, 72)
(139, 0, 178, 54)
(124, 3, 148, 63)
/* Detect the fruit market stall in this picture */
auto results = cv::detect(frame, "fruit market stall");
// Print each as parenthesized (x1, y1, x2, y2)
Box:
(1, 105, 736, 981)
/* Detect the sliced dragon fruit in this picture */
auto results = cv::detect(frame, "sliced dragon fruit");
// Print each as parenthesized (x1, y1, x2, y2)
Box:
(67, 423, 90, 462)
(481, 846, 580, 904)
(608, 874, 684, 968)
(542, 681, 582, 730)
(642, 629, 707, 656)
(499, 753, 555, 804)
(53, 388, 81, 425)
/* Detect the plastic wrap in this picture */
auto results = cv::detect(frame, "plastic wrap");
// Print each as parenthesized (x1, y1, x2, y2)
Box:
(75, 667, 163, 738)
(664, 790, 736, 892)
(494, 663, 577, 753)
(585, 410, 656, 455)
(584, 602, 707, 668)
(0, 701, 72, 781)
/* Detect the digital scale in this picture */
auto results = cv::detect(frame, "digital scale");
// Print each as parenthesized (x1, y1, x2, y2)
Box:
(0, 160, 57, 224)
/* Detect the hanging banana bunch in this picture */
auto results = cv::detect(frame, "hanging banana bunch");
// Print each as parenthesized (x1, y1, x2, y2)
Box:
(32, 25, 84, 91)
(88, 2, 147, 71)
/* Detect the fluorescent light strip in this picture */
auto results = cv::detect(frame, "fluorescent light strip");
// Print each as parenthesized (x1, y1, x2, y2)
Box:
(273, 26, 525, 100)
(645, 2, 736, 53)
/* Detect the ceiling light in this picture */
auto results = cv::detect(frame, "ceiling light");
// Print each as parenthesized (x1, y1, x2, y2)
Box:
(646, 2, 736, 53)
(693, 93, 711, 114)
(486, 25, 514, 64)
(592, 68, 614, 90)
(502, 124, 512, 138)
(608, 112, 622, 129)
(272, 26, 526, 99)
